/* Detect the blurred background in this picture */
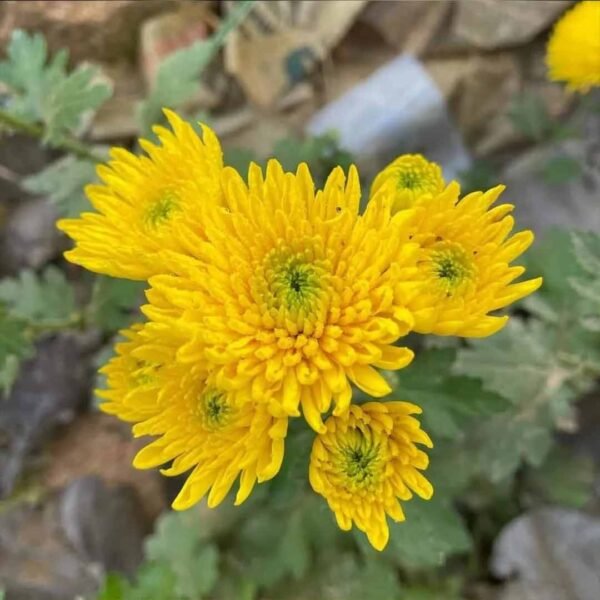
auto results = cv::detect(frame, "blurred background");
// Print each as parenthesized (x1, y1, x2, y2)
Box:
(0, 1, 599, 599)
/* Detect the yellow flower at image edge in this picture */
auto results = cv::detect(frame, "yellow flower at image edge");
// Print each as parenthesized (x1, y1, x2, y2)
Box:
(98, 325, 288, 509)
(309, 402, 433, 551)
(546, 1, 600, 92)
(147, 160, 420, 433)
(370, 154, 445, 211)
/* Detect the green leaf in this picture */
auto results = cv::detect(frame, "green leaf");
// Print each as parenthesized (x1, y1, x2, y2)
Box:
(236, 494, 334, 588)
(454, 231, 600, 482)
(464, 414, 554, 482)
(224, 147, 260, 177)
(458, 160, 497, 195)
(272, 132, 354, 187)
(540, 155, 582, 185)
(137, 40, 214, 136)
(524, 446, 595, 508)
(277, 509, 311, 580)
(22, 155, 100, 217)
(97, 563, 179, 600)
(0, 266, 76, 325)
(96, 573, 127, 600)
(393, 348, 509, 439)
(296, 553, 401, 600)
(572, 231, 600, 275)
(146, 510, 219, 599)
(508, 92, 554, 141)
(0, 310, 33, 396)
(0, 29, 111, 142)
(88, 276, 145, 332)
(399, 580, 463, 600)
(42, 64, 112, 144)
(356, 496, 471, 569)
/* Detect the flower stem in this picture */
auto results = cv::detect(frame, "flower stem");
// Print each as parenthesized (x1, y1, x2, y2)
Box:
(0, 108, 105, 163)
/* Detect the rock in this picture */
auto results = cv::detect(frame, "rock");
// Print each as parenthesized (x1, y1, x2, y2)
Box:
(0, 332, 99, 498)
(361, 0, 454, 55)
(427, 53, 522, 158)
(0, 501, 98, 600)
(60, 476, 150, 575)
(0, 135, 57, 205)
(0, 198, 66, 276)
(503, 137, 600, 235)
(490, 507, 600, 600)
(0, 0, 176, 64)
(43, 412, 166, 520)
(452, 0, 572, 51)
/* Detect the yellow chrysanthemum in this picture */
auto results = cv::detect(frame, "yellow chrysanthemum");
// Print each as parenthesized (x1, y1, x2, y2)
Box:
(309, 401, 433, 551)
(58, 110, 224, 280)
(370, 154, 445, 211)
(546, 1, 600, 92)
(146, 160, 420, 433)
(98, 324, 288, 509)
(399, 182, 542, 337)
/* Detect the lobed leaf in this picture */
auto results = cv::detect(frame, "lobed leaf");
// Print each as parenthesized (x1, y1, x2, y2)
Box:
(22, 154, 101, 218)
(0, 29, 111, 143)
(0, 266, 76, 325)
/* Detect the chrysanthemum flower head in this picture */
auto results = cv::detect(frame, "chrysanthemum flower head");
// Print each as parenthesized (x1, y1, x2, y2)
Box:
(57, 110, 224, 280)
(309, 401, 433, 551)
(98, 324, 287, 509)
(399, 182, 542, 337)
(546, 1, 600, 93)
(370, 154, 445, 211)
(147, 160, 420, 433)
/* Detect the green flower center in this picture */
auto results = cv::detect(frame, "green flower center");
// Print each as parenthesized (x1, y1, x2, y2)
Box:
(195, 388, 234, 431)
(274, 260, 321, 309)
(256, 247, 330, 326)
(144, 190, 180, 229)
(338, 430, 382, 488)
(397, 169, 420, 190)
(429, 242, 476, 297)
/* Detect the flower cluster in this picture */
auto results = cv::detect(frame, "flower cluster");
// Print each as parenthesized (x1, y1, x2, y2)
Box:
(59, 111, 541, 550)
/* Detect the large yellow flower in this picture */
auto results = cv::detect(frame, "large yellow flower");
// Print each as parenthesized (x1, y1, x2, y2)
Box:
(546, 1, 600, 93)
(399, 182, 542, 337)
(309, 402, 433, 551)
(98, 324, 287, 509)
(370, 154, 445, 211)
(147, 160, 420, 432)
(58, 110, 224, 280)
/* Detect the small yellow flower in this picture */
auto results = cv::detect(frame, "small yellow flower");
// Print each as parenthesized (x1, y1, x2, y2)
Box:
(546, 1, 600, 92)
(58, 110, 224, 280)
(402, 182, 542, 337)
(370, 154, 445, 211)
(98, 324, 287, 509)
(309, 402, 433, 551)
(147, 160, 420, 433)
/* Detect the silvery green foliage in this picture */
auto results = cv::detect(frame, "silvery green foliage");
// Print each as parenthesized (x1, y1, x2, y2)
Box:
(22, 155, 100, 218)
(0, 30, 112, 144)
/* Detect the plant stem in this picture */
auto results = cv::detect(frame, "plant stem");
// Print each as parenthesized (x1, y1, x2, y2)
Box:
(212, 0, 256, 50)
(0, 108, 105, 163)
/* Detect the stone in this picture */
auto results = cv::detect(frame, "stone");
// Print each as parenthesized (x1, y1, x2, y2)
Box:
(0, 501, 98, 600)
(0, 0, 176, 64)
(0, 198, 66, 276)
(491, 507, 600, 600)
(59, 476, 150, 575)
(0, 332, 99, 498)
